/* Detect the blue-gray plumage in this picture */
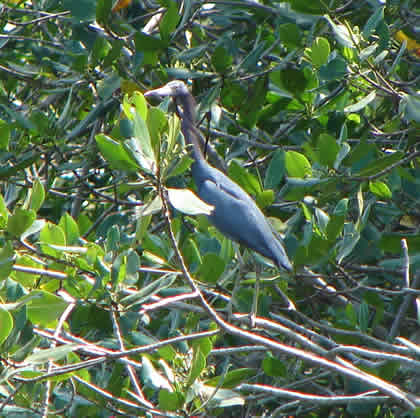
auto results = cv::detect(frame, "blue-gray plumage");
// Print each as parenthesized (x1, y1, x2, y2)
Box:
(145, 80, 292, 272)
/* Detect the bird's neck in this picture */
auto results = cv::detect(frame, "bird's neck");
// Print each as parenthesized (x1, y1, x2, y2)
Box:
(179, 93, 196, 125)
(178, 94, 205, 162)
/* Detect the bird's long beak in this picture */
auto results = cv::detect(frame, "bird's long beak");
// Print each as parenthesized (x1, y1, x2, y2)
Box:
(144, 85, 174, 98)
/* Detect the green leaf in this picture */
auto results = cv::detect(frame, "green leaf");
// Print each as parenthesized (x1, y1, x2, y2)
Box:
(206, 368, 255, 388)
(97, 73, 120, 100)
(336, 222, 360, 264)
(95, 134, 140, 171)
(96, 0, 112, 23)
(26, 290, 69, 327)
(0, 241, 14, 279)
(63, 0, 97, 21)
(28, 180, 45, 212)
(0, 308, 13, 345)
(369, 181, 392, 199)
(357, 151, 403, 177)
(192, 335, 214, 358)
(311, 37, 330, 67)
(285, 151, 312, 178)
(318, 133, 339, 168)
(288, 0, 326, 14)
(158, 389, 184, 411)
(344, 91, 376, 113)
(0, 193, 8, 228)
(120, 274, 178, 308)
(197, 253, 226, 283)
(159, 0, 180, 43)
(107, 224, 120, 252)
(278, 23, 301, 49)
(278, 68, 308, 97)
(262, 353, 287, 377)
(26, 344, 79, 364)
(147, 107, 168, 156)
(228, 161, 262, 196)
(256, 189, 275, 209)
(7, 208, 36, 237)
(212, 45, 233, 73)
(59, 213, 80, 245)
(239, 76, 268, 128)
(326, 214, 345, 241)
(357, 301, 369, 332)
(0, 119, 10, 150)
(187, 350, 206, 386)
(324, 15, 357, 48)
(40, 223, 66, 257)
(134, 32, 167, 52)
(265, 150, 286, 189)
(399, 94, 420, 123)
(319, 57, 348, 80)
(131, 91, 148, 122)
(362, 6, 384, 38)
(167, 188, 214, 215)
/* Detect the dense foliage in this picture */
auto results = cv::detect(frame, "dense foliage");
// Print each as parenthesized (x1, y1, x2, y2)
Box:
(0, 0, 419, 416)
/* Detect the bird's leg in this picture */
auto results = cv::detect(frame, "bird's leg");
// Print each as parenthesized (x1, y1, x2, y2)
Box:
(226, 244, 245, 321)
(250, 255, 260, 328)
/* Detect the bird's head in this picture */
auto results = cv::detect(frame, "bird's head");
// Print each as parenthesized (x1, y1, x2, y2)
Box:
(144, 80, 189, 98)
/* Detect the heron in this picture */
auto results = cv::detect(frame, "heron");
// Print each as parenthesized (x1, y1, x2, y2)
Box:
(144, 80, 292, 273)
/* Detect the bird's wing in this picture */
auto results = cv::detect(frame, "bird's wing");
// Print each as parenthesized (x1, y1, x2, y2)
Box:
(198, 178, 280, 260)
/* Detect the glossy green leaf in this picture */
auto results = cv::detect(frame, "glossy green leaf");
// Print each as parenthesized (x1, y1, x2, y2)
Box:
(63, 0, 97, 21)
(97, 73, 120, 100)
(278, 23, 301, 49)
(399, 94, 420, 123)
(344, 91, 376, 113)
(7, 208, 36, 238)
(357, 301, 369, 332)
(158, 389, 184, 411)
(159, 0, 180, 43)
(28, 180, 45, 212)
(197, 253, 226, 283)
(134, 32, 167, 52)
(212, 46, 233, 73)
(369, 181, 392, 199)
(262, 353, 287, 377)
(0, 119, 10, 150)
(59, 213, 80, 245)
(95, 134, 140, 171)
(288, 0, 326, 14)
(40, 223, 66, 257)
(362, 6, 384, 38)
(229, 161, 262, 196)
(285, 151, 312, 178)
(265, 149, 286, 189)
(26, 344, 79, 364)
(318, 133, 339, 168)
(336, 222, 360, 264)
(0, 241, 14, 279)
(311, 37, 330, 67)
(187, 350, 206, 386)
(319, 57, 348, 80)
(324, 15, 357, 48)
(357, 151, 403, 177)
(205, 368, 256, 388)
(26, 290, 69, 327)
(0, 308, 13, 345)
(120, 274, 178, 308)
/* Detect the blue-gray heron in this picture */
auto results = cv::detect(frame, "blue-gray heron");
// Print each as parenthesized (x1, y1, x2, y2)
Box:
(145, 80, 292, 272)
